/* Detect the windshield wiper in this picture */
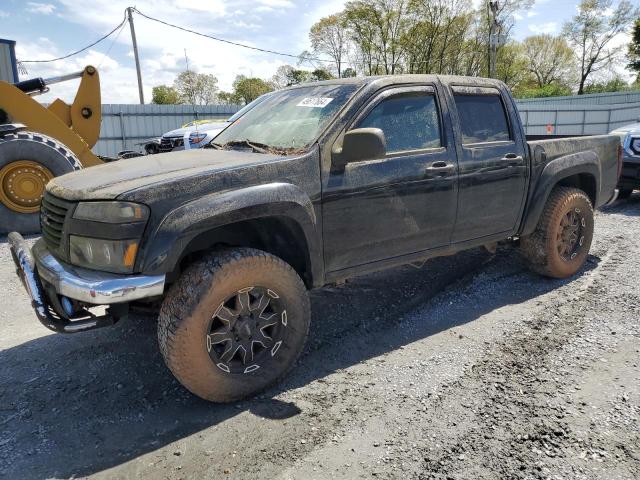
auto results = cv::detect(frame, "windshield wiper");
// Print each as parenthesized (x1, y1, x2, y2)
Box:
(222, 139, 271, 154)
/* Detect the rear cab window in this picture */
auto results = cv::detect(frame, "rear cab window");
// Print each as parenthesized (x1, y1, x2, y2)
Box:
(453, 91, 511, 144)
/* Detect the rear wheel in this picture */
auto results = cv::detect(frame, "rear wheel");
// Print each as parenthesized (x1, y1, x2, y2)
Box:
(158, 248, 310, 403)
(0, 131, 81, 234)
(520, 187, 594, 279)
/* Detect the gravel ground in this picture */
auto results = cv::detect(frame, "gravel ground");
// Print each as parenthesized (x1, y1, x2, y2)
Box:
(0, 195, 638, 480)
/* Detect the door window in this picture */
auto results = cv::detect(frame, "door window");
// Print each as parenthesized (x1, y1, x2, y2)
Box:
(454, 94, 511, 144)
(356, 92, 441, 153)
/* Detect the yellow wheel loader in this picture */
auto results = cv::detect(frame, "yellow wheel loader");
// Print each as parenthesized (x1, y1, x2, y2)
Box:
(0, 65, 112, 234)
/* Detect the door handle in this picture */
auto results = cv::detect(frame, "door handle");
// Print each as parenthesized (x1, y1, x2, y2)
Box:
(501, 154, 523, 162)
(425, 161, 455, 176)
(427, 161, 454, 170)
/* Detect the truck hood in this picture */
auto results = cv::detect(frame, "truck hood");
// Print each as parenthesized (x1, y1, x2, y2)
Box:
(47, 149, 286, 201)
(610, 122, 640, 135)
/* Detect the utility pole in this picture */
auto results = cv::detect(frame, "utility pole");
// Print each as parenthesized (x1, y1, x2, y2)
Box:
(488, 1, 500, 78)
(127, 7, 144, 104)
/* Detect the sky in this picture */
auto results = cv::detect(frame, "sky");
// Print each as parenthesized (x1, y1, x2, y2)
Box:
(0, 0, 634, 104)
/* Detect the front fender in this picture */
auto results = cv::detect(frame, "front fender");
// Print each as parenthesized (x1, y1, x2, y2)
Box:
(520, 151, 600, 237)
(138, 182, 320, 279)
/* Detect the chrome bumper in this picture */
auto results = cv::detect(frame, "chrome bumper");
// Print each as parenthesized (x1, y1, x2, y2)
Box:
(31, 239, 165, 304)
(8, 233, 165, 333)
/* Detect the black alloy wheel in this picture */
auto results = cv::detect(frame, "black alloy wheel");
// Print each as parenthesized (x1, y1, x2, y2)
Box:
(207, 286, 287, 374)
(557, 207, 586, 261)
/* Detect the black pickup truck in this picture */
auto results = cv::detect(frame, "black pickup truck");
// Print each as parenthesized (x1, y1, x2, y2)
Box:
(9, 75, 621, 402)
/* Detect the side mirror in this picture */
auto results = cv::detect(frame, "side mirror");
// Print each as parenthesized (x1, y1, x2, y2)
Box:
(332, 128, 386, 171)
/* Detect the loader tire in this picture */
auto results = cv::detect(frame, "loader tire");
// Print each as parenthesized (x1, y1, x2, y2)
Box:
(158, 248, 310, 403)
(0, 131, 81, 234)
(520, 187, 594, 279)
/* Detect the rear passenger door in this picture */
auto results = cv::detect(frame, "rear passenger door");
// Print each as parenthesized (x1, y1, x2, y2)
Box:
(449, 87, 527, 243)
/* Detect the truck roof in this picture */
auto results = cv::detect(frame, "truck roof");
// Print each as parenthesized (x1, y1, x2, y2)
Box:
(282, 74, 507, 91)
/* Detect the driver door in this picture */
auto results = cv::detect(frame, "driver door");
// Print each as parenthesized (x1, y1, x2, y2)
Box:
(321, 85, 459, 274)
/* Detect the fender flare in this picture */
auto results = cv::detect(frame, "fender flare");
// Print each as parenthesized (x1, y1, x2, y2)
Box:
(138, 182, 321, 283)
(519, 150, 600, 237)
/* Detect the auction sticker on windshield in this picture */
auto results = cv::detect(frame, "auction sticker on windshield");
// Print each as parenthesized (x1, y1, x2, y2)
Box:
(297, 97, 334, 108)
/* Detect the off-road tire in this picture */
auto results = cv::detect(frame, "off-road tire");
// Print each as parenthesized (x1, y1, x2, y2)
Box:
(0, 131, 81, 234)
(520, 187, 594, 279)
(618, 188, 633, 200)
(158, 248, 310, 403)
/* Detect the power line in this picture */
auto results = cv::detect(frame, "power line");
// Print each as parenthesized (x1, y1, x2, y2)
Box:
(98, 19, 127, 68)
(16, 6, 333, 67)
(131, 7, 333, 64)
(20, 11, 128, 63)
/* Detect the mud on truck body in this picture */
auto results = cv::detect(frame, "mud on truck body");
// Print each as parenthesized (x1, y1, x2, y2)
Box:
(9, 75, 621, 402)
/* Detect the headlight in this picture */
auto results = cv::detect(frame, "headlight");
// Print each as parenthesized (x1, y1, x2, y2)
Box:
(73, 201, 149, 223)
(70, 236, 139, 273)
(631, 137, 640, 155)
(189, 132, 207, 146)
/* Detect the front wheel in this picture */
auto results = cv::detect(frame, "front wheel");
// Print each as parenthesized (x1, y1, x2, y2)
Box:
(158, 248, 310, 403)
(520, 187, 594, 279)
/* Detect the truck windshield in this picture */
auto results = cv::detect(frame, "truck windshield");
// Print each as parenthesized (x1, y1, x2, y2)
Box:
(213, 84, 359, 154)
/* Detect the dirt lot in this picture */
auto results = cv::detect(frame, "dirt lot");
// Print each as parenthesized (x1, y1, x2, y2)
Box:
(0, 196, 638, 480)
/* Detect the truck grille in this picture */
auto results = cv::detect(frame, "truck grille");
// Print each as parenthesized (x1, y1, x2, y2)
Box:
(160, 136, 184, 152)
(40, 193, 74, 251)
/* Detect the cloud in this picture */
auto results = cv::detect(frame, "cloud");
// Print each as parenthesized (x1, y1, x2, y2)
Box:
(514, 8, 539, 21)
(26, 2, 56, 14)
(0, 11, 9, 18)
(258, 0, 294, 7)
(528, 22, 559, 34)
(174, 0, 226, 15)
(12, 0, 348, 103)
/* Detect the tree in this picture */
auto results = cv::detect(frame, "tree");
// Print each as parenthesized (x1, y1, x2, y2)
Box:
(628, 18, 640, 81)
(151, 85, 181, 104)
(216, 91, 242, 105)
(173, 71, 219, 105)
(523, 35, 575, 88)
(514, 83, 572, 99)
(310, 69, 334, 81)
(272, 65, 297, 89)
(583, 76, 631, 93)
(343, 0, 409, 75)
(483, 0, 534, 77)
(563, 0, 639, 94)
(401, 0, 477, 75)
(310, 14, 349, 77)
(341, 67, 357, 78)
(495, 42, 529, 90)
(232, 76, 274, 104)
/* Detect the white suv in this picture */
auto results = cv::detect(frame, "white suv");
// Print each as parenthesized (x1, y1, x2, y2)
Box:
(158, 93, 274, 153)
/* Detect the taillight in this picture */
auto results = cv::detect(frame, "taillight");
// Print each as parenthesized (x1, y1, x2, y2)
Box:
(617, 144, 623, 180)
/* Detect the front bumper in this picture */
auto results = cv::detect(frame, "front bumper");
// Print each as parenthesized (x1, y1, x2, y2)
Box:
(8, 233, 165, 333)
(618, 158, 640, 189)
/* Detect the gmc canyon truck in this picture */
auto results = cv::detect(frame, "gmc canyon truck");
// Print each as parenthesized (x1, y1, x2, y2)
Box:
(9, 75, 621, 403)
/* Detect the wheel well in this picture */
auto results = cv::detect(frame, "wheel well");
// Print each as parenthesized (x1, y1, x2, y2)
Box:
(175, 216, 314, 288)
(556, 173, 597, 206)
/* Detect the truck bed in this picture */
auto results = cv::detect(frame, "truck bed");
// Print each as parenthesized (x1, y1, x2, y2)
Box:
(525, 135, 620, 209)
